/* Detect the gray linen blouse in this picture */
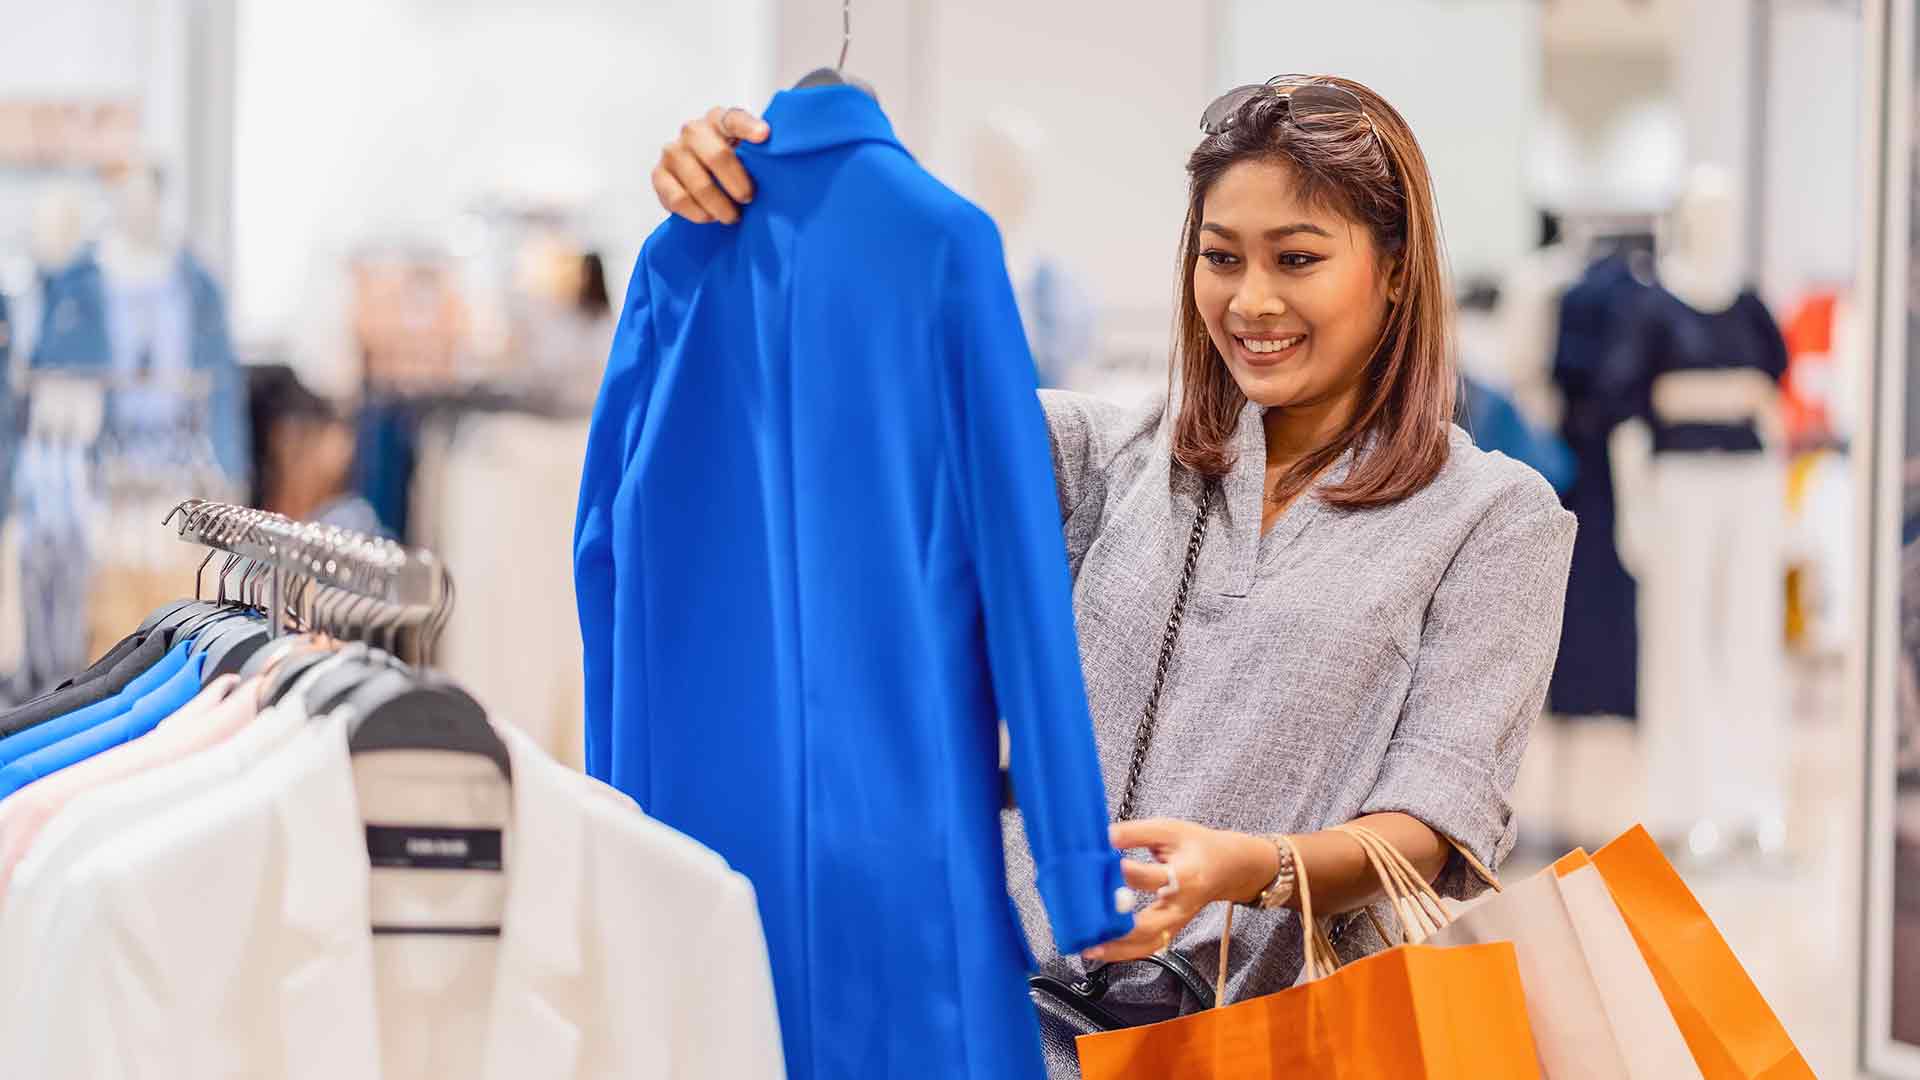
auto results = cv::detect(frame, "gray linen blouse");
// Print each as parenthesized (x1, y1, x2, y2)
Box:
(1004, 390, 1577, 1061)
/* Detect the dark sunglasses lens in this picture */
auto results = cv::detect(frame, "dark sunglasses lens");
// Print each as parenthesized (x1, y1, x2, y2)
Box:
(1200, 85, 1263, 133)
(1285, 85, 1364, 125)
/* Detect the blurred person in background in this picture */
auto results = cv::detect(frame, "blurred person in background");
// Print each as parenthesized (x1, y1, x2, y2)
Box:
(245, 364, 384, 535)
(642, 74, 1575, 1074)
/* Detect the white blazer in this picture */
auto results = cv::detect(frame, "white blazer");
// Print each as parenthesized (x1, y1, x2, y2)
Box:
(25, 712, 785, 1080)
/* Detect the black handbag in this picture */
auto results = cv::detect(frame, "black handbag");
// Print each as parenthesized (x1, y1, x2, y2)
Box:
(1027, 480, 1217, 1034)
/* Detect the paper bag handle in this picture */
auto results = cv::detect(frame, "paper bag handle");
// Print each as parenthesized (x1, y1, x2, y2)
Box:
(1446, 833, 1503, 893)
(1335, 824, 1451, 944)
(1230, 826, 1502, 998)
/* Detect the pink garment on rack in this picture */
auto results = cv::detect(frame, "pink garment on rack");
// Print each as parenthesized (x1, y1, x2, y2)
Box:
(0, 673, 254, 898)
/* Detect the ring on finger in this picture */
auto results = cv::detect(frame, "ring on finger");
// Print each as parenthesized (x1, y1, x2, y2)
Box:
(1158, 930, 1172, 954)
(1156, 865, 1180, 900)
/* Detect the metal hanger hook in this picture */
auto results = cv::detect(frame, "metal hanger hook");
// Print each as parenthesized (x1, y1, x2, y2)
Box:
(838, 0, 851, 71)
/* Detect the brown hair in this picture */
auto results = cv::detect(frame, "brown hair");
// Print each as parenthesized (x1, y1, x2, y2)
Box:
(1170, 74, 1455, 511)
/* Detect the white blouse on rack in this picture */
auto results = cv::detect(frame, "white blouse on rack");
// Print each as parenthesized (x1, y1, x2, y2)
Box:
(11, 700, 784, 1080)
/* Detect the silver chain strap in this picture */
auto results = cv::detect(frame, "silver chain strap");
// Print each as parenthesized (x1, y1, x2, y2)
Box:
(1114, 481, 1216, 823)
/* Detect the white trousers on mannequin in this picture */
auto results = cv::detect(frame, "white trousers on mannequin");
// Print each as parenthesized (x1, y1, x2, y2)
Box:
(1636, 450, 1789, 842)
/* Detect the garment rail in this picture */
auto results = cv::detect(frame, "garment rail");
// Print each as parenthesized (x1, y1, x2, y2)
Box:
(162, 497, 447, 652)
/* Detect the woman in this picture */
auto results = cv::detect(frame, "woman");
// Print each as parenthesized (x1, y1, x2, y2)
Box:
(652, 75, 1576, 1070)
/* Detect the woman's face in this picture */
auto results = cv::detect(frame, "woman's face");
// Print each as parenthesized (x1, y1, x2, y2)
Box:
(1192, 159, 1395, 414)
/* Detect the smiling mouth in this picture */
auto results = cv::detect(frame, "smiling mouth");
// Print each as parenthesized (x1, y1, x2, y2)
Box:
(1234, 333, 1306, 362)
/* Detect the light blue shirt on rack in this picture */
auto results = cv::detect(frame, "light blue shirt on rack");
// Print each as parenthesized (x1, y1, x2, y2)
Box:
(0, 643, 203, 800)
(0, 639, 186, 769)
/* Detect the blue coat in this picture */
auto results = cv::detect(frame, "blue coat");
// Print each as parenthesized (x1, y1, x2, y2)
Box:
(574, 85, 1128, 1080)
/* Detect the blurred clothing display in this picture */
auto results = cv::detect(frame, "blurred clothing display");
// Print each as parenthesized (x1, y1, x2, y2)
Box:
(29, 251, 248, 485)
(415, 412, 589, 770)
(0, 247, 245, 707)
(576, 84, 1128, 1080)
(353, 394, 421, 537)
(1549, 254, 1646, 719)
(1785, 448, 1854, 656)
(7, 376, 102, 702)
(354, 386, 587, 540)
(350, 236, 613, 404)
(1018, 258, 1096, 388)
(1601, 288, 1788, 455)
(246, 363, 381, 534)
(1607, 284, 1790, 847)
(1461, 375, 1577, 493)
(1637, 452, 1788, 840)
(1782, 291, 1839, 447)
(1495, 239, 1591, 430)
(351, 254, 471, 391)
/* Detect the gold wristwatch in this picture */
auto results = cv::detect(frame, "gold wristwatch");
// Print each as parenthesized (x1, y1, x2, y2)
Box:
(1250, 834, 1297, 909)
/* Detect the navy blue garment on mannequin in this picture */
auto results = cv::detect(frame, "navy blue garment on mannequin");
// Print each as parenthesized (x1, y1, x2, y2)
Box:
(1549, 255, 1644, 719)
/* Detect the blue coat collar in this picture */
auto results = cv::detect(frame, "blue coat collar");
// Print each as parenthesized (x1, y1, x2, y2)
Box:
(758, 85, 902, 157)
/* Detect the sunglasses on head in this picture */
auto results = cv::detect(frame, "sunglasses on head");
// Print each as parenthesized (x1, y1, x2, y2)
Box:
(1200, 77, 1379, 141)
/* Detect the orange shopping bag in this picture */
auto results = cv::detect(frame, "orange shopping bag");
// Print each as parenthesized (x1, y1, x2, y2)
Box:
(1076, 827, 1541, 1080)
(1590, 825, 1814, 1079)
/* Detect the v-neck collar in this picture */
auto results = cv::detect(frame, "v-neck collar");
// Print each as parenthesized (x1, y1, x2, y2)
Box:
(1208, 401, 1362, 597)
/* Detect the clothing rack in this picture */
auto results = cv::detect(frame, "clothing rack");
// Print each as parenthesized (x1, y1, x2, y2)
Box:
(164, 497, 446, 643)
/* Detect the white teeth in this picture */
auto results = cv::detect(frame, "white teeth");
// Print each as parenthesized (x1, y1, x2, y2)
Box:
(1240, 335, 1304, 354)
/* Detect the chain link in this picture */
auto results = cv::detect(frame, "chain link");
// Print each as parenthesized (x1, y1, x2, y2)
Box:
(1115, 481, 1216, 822)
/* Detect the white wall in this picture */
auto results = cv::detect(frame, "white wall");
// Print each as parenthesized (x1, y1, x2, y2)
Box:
(232, 0, 772, 395)
(775, 0, 930, 149)
(1217, 0, 1543, 284)
(1761, 1, 1861, 300)
(917, 1, 1214, 356)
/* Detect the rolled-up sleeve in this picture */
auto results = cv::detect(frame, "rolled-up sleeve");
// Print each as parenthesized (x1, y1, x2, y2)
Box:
(1360, 486, 1577, 898)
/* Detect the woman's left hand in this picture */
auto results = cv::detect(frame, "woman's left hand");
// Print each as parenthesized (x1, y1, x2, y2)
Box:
(1084, 819, 1279, 964)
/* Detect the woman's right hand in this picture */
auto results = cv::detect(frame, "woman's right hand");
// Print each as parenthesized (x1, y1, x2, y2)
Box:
(652, 106, 771, 226)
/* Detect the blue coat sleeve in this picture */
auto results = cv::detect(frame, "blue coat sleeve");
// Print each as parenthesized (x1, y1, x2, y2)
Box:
(574, 239, 660, 785)
(937, 212, 1130, 955)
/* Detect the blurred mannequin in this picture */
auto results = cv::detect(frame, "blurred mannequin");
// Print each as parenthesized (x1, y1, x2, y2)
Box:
(24, 158, 249, 485)
(1495, 219, 1587, 430)
(1613, 164, 1790, 861)
(1644, 165, 1780, 432)
(30, 183, 94, 272)
(970, 110, 1092, 389)
(97, 164, 174, 287)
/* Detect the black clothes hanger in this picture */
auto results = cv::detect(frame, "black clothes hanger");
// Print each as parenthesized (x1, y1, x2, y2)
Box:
(166, 603, 249, 648)
(302, 646, 408, 718)
(205, 628, 271, 681)
(344, 669, 511, 783)
(264, 647, 339, 705)
(241, 635, 305, 679)
(349, 651, 511, 939)
(137, 598, 200, 634)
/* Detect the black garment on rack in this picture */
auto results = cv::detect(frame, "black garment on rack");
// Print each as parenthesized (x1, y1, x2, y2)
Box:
(0, 631, 167, 738)
(1548, 254, 1643, 720)
(1599, 287, 1789, 456)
